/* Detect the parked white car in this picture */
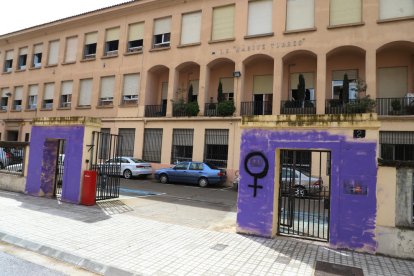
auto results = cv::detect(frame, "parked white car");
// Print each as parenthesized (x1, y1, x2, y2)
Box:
(100, 157, 152, 179)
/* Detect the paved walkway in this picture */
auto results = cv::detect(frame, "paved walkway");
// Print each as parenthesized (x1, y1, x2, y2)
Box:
(0, 191, 413, 276)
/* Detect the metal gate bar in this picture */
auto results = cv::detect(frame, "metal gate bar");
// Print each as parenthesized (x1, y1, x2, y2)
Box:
(54, 139, 66, 198)
(89, 131, 122, 201)
(278, 149, 331, 242)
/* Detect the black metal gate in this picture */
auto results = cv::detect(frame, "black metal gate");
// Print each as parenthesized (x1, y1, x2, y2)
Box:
(53, 140, 66, 198)
(278, 149, 331, 241)
(89, 131, 122, 201)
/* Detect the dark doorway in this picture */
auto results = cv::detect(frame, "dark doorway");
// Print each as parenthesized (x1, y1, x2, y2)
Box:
(53, 139, 66, 198)
(278, 149, 331, 241)
(6, 131, 19, 141)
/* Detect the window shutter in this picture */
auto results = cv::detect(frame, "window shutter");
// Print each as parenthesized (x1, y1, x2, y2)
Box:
(286, 0, 315, 31)
(85, 32, 98, 44)
(205, 129, 229, 145)
(29, 85, 39, 96)
(154, 17, 172, 35)
(212, 5, 235, 40)
(181, 12, 202, 45)
(33, 44, 43, 54)
(379, 0, 414, 20)
(173, 129, 194, 146)
(106, 28, 120, 41)
(378, 67, 408, 98)
(61, 81, 73, 95)
(48, 40, 60, 65)
(220, 78, 234, 94)
(189, 80, 199, 95)
(248, 0, 273, 36)
(380, 132, 414, 145)
(290, 73, 315, 89)
(161, 82, 168, 99)
(100, 76, 115, 98)
(14, 86, 23, 101)
(19, 47, 28, 55)
(332, 70, 358, 80)
(330, 0, 362, 26)
(44, 83, 55, 100)
(128, 23, 144, 41)
(123, 74, 140, 96)
(253, 75, 274, 94)
(1, 88, 10, 97)
(5, 50, 13, 60)
(79, 79, 92, 106)
(64, 37, 78, 63)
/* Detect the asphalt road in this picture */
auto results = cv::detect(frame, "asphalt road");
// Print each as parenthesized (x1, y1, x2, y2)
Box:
(118, 176, 238, 232)
(0, 242, 96, 276)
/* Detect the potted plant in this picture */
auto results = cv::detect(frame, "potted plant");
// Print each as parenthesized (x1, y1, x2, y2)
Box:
(217, 100, 235, 116)
(390, 99, 402, 115)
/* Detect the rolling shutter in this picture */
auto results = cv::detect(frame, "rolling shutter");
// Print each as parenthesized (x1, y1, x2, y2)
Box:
(48, 40, 60, 65)
(253, 75, 273, 94)
(29, 85, 38, 96)
(154, 17, 171, 35)
(5, 50, 13, 60)
(14, 87, 23, 101)
(189, 80, 199, 95)
(220, 78, 234, 94)
(379, 0, 414, 20)
(212, 5, 235, 40)
(378, 67, 408, 98)
(181, 12, 202, 45)
(172, 129, 194, 146)
(123, 74, 140, 96)
(248, 0, 273, 35)
(34, 44, 43, 54)
(19, 47, 28, 55)
(64, 37, 78, 63)
(61, 81, 73, 95)
(161, 82, 168, 100)
(100, 76, 115, 98)
(79, 79, 92, 106)
(44, 83, 55, 100)
(332, 70, 358, 81)
(290, 73, 315, 89)
(142, 128, 163, 163)
(128, 23, 144, 41)
(119, 128, 136, 156)
(106, 28, 120, 41)
(85, 32, 98, 44)
(330, 0, 362, 26)
(286, 0, 315, 31)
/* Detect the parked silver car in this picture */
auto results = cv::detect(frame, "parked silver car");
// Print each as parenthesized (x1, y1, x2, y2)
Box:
(281, 167, 323, 197)
(100, 157, 152, 179)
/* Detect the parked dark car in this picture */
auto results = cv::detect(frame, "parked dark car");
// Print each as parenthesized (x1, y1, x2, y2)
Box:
(154, 161, 226, 187)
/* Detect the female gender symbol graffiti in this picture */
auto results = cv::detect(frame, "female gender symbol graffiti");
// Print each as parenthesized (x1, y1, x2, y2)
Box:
(244, 151, 269, 198)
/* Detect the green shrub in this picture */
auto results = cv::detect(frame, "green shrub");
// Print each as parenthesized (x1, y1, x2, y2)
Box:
(391, 99, 401, 111)
(185, 101, 199, 116)
(217, 101, 235, 116)
(345, 96, 376, 113)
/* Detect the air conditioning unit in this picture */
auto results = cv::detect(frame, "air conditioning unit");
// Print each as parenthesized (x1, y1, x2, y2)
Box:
(128, 47, 142, 53)
(105, 50, 118, 56)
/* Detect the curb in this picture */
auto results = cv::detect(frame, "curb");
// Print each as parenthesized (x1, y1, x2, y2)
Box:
(0, 231, 140, 276)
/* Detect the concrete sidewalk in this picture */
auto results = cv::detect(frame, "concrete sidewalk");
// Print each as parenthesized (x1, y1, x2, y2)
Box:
(0, 191, 412, 276)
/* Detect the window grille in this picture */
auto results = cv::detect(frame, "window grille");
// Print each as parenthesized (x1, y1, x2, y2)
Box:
(171, 129, 193, 164)
(204, 129, 229, 168)
(142, 129, 163, 163)
(118, 128, 135, 157)
(380, 131, 414, 162)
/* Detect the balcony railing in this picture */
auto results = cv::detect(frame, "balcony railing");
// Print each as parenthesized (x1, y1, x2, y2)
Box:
(325, 98, 376, 114)
(376, 97, 414, 116)
(145, 105, 166, 117)
(172, 103, 189, 117)
(280, 100, 316, 115)
(241, 101, 272, 116)
(204, 103, 219, 116)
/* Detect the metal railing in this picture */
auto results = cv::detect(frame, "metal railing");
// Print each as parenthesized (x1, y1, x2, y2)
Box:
(376, 97, 414, 116)
(325, 99, 376, 114)
(204, 103, 219, 116)
(0, 142, 28, 176)
(241, 101, 272, 116)
(145, 105, 166, 117)
(281, 100, 316, 115)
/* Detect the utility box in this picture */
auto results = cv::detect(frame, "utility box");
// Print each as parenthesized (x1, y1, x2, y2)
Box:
(81, 170, 97, 206)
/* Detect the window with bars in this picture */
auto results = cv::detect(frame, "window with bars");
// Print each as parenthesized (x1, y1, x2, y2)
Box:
(171, 129, 194, 164)
(380, 131, 414, 162)
(99, 128, 111, 160)
(203, 129, 229, 168)
(118, 128, 135, 157)
(142, 128, 163, 163)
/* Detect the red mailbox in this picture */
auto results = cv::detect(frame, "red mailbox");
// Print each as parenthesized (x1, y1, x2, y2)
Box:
(81, 170, 97, 206)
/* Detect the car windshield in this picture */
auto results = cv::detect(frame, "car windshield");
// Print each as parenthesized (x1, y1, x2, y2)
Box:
(130, 158, 145, 163)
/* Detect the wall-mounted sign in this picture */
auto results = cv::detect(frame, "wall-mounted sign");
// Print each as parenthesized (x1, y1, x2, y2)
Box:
(353, 129, 366, 139)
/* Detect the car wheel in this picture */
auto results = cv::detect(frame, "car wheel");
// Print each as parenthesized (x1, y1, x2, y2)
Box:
(123, 169, 132, 179)
(198, 177, 208, 188)
(159, 174, 168, 184)
(294, 186, 306, 198)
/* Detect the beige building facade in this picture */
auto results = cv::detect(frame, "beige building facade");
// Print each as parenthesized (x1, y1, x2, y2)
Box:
(0, 0, 413, 257)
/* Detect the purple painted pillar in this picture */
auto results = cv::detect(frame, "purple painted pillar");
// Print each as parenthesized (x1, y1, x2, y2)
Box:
(237, 129, 378, 252)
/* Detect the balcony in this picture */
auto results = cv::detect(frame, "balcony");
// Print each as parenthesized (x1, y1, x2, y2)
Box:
(376, 97, 414, 116)
(145, 105, 166, 117)
(280, 100, 316, 115)
(241, 101, 272, 116)
(204, 103, 219, 116)
(325, 98, 376, 114)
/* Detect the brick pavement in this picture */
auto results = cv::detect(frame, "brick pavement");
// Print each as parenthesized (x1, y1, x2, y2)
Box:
(0, 190, 412, 276)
